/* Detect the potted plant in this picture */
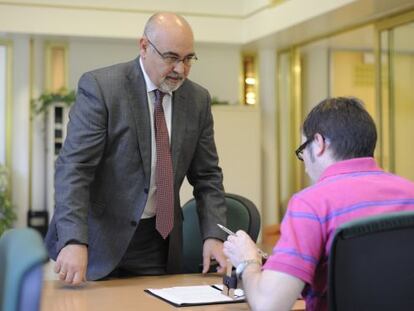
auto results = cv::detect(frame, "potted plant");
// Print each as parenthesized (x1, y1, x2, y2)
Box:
(32, 88, 76, 116)
(211, 96, 230, 106)
(0, 164, 15, 236)
(28, 88, 76, 236)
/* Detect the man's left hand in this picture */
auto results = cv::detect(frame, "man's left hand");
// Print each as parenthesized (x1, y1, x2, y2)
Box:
(202, 238, 227, 274)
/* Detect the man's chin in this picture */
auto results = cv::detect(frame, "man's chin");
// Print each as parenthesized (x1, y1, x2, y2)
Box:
(160, 79, 184, 93)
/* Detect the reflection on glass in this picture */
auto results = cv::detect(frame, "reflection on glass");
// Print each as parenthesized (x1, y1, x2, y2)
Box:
(0, 45, 6, 165)
(299, 25, 375, 187)
(278, 52, 293, 215)
(391, 21, 414, 181)
(380, 30, 390, 170)
(242, 55, 257, 105)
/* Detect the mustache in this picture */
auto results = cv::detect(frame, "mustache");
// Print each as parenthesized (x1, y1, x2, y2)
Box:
(167, 73, 185, 80)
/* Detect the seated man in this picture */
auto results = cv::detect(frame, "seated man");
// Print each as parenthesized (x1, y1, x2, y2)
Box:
(223, 97, 414, 311)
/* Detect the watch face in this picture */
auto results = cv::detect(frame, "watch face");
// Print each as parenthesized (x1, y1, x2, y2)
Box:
(236, 262, 246, 279)
(236, 260, 261, 280)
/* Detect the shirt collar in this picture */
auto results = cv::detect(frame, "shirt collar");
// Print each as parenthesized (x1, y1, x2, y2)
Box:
(139, 57, 172, 96)
(318, 157, 382, 182)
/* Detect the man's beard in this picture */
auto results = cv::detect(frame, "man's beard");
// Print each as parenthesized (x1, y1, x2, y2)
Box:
(159, 73, 185, 93)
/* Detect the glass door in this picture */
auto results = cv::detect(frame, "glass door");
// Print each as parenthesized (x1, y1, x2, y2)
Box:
(0, 41, 12, 170)
(378, 11, 414, 181)
(277, 49, 303, 216)
(276, 25, 377, 217)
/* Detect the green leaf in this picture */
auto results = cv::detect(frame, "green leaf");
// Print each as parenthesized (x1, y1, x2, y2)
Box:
(32, 89, 76, 116)
(0, 165, 15, 236)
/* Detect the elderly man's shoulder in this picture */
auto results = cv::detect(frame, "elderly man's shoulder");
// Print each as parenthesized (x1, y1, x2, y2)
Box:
(180, 79, 210, 97)
(85, 59, 137, 78)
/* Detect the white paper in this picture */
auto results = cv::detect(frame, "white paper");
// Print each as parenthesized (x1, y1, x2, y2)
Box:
(212, 284, 245, 298)
(146, 285, 244, 305)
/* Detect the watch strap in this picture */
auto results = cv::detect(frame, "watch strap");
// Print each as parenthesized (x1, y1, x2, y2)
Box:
(236, 259, 262, 280)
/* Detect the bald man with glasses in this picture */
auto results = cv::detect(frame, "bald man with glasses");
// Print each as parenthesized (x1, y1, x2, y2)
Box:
(45, 12, 227, 285)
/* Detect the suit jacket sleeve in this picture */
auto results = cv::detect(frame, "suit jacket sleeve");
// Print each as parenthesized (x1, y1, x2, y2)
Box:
(54, 72, 108, 251)
(186, 91, 227, 242)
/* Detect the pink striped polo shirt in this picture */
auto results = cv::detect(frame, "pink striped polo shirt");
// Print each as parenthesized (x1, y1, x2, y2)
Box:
(263, 157, 414, 311)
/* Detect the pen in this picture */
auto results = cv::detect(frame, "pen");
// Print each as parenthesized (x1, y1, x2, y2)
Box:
(217, 224, 269, 259)
(217, 224, 236, 236)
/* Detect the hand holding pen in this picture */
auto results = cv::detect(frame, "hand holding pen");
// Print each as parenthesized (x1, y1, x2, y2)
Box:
(218, 224, 269, 259)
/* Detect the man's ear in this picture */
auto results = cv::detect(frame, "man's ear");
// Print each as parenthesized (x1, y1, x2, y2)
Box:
(313, 133, 327, 157)
(139, 37, 147, 58)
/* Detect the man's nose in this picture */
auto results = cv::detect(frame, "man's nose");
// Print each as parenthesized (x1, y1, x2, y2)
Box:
(173, 60, 185, 74)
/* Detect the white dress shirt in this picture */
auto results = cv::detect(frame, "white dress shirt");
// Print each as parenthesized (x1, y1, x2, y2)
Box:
(139, 58, 172, 218)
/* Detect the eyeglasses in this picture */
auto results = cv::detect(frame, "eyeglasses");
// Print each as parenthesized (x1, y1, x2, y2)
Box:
(145, 35, 198, 67)
(295, 135, 327, 161)
(295, 138, 313, 161)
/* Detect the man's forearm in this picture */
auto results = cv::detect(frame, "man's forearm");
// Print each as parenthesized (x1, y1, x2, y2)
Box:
(241, 267, 305, 311)
(240, 263, 266, 310)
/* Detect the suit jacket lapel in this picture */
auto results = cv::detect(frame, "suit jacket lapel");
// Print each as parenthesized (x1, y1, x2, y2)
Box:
(171, 87, 188, 178)
(126, 58, 152, 182)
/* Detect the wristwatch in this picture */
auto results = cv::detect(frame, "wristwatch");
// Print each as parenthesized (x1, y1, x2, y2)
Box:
(235, 259, 262, 280)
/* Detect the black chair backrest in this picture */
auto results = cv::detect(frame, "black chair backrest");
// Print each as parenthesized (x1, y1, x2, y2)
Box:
(225, 193, 260, 241)
(328, 211, 414, 311)
(182, 193, 261, 273)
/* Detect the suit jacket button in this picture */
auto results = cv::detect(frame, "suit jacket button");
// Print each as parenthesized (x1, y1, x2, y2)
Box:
(130, 221, 137, 227)
(144, 188, 149, 194)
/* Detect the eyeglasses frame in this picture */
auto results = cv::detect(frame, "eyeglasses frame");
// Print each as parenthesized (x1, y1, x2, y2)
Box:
(295, 138, 313, 161)
(144, 35, 198, 66)
(295, 134, 327, 161)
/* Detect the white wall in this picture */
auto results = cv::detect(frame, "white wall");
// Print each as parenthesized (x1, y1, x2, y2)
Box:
(302, 45, 329, 114)
(258, 49, 278, 226)
(31, 38, 47, 212)
(0, 1, 243, 43)
(11, 35, 31, 227)
(191, 43, 241, 104)
(0, 0, 367, 44)
(68, 38, 241, 104)
(68, 38, 139, 89)
(180, 106, 262, 214)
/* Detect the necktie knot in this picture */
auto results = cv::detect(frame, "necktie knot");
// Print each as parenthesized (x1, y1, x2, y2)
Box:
(154, 89, 166, 107)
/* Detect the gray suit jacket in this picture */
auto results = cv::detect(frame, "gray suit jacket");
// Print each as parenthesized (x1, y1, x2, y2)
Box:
(45, 57, 227, 280)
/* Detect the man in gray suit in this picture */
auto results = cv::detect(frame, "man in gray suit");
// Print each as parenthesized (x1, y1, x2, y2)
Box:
(45, 12, 227, 285)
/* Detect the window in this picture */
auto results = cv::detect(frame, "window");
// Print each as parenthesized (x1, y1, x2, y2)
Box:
(0, 44, 8, 165)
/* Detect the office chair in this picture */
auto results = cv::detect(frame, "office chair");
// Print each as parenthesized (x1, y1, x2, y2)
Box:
(0, 228, 48, 311)
(328, 211, 414, 311)
(182, 193, 260, 273)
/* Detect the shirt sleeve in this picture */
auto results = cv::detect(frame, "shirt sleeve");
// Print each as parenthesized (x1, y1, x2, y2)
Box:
(263, 194, 324, 285)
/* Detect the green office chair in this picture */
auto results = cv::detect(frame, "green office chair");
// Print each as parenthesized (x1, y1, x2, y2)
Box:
(328, 211, 414, 311)
(182, 193, 260, 273)
(0, 228, 48, 311)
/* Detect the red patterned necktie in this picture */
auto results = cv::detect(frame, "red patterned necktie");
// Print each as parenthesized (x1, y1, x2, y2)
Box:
(153, 89, 174, 239)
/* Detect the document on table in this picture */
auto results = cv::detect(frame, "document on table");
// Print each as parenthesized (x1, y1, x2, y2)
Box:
(145, 284, 245, 307)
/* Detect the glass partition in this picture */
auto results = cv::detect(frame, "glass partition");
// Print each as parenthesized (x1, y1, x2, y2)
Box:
(378, 16, 414, 181)
(277, 25, 379, 216)
(0, 42, 12, 169)
(276, 11, 414, 219)
(0, 44, 6, 165)
(276, 49, 303, 216)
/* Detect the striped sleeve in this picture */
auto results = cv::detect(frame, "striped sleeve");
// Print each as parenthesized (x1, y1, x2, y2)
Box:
(263, 195, 324, 284)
